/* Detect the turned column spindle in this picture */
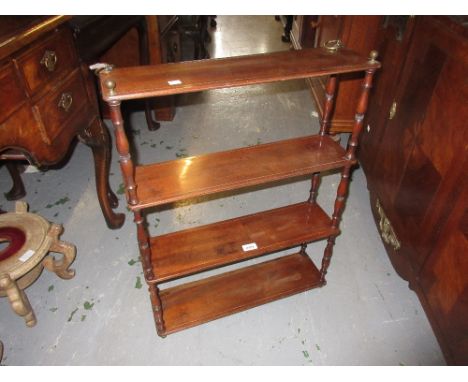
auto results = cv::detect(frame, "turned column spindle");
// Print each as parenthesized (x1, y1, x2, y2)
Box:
(108, 101, 139, 206)
(134, 211, 154, 280)
(319, 75, 338, 136)
(149, 283, 166, 336)
(308, 76, 338, 204)
(320, 52, 378, 283)
(345, 69, 377, 161)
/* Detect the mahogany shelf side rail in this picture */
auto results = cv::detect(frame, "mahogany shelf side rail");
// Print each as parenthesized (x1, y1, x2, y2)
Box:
(98, 46, 380, 337)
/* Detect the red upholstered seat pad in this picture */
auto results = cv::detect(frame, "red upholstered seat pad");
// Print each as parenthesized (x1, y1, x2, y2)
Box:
(0, 227, 26, 261)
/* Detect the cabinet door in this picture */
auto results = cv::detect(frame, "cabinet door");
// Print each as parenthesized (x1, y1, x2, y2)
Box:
(359, 16, 415, 181)
(372, 17, 468, 270)
(420, 177, 468, 365)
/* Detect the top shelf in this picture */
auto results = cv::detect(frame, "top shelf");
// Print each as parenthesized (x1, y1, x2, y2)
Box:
(99, 47, 380, 101)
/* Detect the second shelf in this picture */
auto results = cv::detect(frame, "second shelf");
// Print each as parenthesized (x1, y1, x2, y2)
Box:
(133, 134, 349, 210)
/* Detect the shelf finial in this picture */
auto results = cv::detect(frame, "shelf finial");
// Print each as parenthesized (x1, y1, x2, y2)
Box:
(368, 50, 379, 63)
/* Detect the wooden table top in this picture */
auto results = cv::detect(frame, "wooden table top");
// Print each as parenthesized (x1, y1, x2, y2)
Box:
(0, 16, 70, 61)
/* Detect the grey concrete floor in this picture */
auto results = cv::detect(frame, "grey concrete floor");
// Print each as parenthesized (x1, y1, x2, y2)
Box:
(0, 16, 445, 365)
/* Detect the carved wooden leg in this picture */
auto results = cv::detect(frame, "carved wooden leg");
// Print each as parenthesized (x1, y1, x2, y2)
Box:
(148, 283, 166, 337)
(0, 273, 36, 327)
(42, 224, 76, 280)
(78, 118, 125, 229)
(4, 162, 26, 201)
(137, 19, 160, 131)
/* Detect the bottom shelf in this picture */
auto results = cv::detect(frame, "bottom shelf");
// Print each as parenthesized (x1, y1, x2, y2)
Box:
(159, 253, 322, 335)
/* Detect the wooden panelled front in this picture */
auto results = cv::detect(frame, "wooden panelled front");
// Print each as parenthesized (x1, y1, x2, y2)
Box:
(0, 62, 27, 121)
(0, 25, 94, 164)
(34, 69, 88, 144)
(359, 16, 468, 365)
(420, 180, 468, 365)
(358, 16, 416, 178)
(16, 28, 78, 96)
(373, 17, 468, 271)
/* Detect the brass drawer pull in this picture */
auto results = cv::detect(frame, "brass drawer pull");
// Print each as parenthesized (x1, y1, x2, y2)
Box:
(376, 198, 401, 251)
(40, 50, 58, 72)
(58, 92, 73, 112)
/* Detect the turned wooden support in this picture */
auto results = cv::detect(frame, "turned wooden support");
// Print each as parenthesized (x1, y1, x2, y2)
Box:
(134, 210, 153, 280)
(320, 236, 336, 284)
(148, 283, 165, 336)
(108, 101, 139, 206)
(345, 68, 377, 161)
(308, 172, 321, 203)
(134, 210, 165, 335)
(319, 75, 338, 136)
(319, 164, 351, 283)
(308, 76, 338, 204)
(320, 55, 378, 283)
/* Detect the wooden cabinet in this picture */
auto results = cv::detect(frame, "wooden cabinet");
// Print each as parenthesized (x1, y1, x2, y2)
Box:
(97, 48, 380, 336)
(359, 16, 468, 365)
(0, 25, 89, 164)
(358, 16, 416, 178)
(291, 16, 382, 133)
(0, 16, 123, 228)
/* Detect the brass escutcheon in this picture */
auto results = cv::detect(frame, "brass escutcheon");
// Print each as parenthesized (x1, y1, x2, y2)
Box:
(389, 101, 398, 120)
(58, 92, 73, 112)
(40, 50, 58, 72)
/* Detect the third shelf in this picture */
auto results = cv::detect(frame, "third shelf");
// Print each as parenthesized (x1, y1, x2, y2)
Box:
(149, 201, 338, 283)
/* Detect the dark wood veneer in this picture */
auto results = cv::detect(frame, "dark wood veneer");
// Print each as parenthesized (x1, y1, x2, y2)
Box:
(359, 16, 468, 365)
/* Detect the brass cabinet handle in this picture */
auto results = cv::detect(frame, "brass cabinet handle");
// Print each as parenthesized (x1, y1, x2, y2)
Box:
(58, 92, 73, 112)
(40, 50, 58, 72)
(376, 198, 401, 250)
(389, 101, 398, 120)
(323, 39, 344, 53)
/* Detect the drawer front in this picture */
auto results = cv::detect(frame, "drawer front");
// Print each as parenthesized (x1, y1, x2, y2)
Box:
(16, 28, 77, 96)
(35, 70, 88, 144)
(0, 103, 40, 151)
(0, 62, 27, 123)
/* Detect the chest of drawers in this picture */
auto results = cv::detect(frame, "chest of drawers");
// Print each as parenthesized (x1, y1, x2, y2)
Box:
(0, 16, 124, 228)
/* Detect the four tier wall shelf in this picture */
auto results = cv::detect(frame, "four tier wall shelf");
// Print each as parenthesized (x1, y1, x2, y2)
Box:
(97, 45, 380, 337)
